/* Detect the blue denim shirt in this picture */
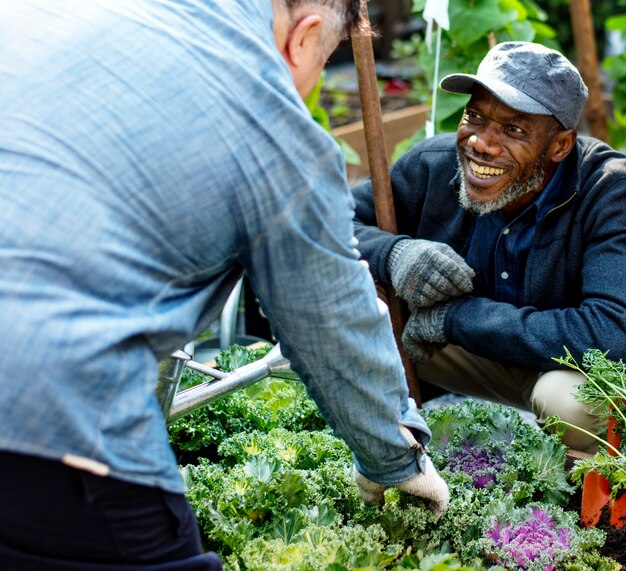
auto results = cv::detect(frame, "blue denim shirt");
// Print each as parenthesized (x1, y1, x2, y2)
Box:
(467, 161, 567, 305)
(0, 0, 430, 492)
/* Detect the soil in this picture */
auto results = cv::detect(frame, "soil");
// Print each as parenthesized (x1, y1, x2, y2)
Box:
(564, 486, 626, 564)
(597, 503, 626, 564)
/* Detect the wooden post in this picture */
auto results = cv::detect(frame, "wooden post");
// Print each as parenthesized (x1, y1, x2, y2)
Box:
(569, 0, 608, 142)
(350, 1, 422, 406)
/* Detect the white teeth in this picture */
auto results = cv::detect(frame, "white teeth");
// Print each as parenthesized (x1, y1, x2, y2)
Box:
(469, 160, 505, 179)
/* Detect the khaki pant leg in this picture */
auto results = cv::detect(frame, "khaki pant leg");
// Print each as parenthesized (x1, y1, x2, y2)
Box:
(420, 344, 598, 452)
(530, 370, 598, 453)
(419, 344, 539, 410)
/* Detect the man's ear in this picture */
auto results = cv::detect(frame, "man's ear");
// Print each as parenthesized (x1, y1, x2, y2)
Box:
(549, 129, 577, 163)
(282, 14, 323, 69)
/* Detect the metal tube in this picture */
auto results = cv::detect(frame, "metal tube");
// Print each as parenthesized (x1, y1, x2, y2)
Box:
(166, 344, 297, 423)
(168, 359, 270, 423)
(155, 350, 191, 415)
(185, 360, 227, 379)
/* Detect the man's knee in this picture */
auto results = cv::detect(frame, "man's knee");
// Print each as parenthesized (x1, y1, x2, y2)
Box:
(531, 369, 598, 452)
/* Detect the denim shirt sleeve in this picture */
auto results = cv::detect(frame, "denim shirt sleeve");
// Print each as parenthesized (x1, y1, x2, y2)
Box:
(193, 36, 432, 482)
(233, 128, 431, 483)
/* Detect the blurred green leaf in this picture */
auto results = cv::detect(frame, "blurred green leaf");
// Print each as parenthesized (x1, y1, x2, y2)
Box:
(530, 20, 558, 40)
(448, 0, 515, 47)
(504, 19, 537, 42)
(335, 137, 361, 166)
(606, 14, 626, 32)
(500, 0, 528, 21)
(304, 73, 324, 114)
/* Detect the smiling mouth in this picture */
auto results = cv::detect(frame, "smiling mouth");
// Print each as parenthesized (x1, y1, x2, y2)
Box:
(469, 159, 505, 180)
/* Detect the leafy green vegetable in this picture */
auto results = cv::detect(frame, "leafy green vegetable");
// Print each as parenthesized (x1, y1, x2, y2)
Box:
(217, 428, 351, 469)
(477, 501, 606, 570)
(169, 345, 325, 462)
(215, 344, 273, 372)
(547, 348, 626, 497)
(424, 400, 573, 505)
(175, 346, 620, 569)
(554, 348, 626, 428)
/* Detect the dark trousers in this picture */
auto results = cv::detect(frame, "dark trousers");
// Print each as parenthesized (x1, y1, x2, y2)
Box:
(0, 451, 220, 567)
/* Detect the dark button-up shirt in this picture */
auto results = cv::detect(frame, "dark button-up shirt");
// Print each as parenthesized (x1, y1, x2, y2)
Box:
(466, 161, 567, 306)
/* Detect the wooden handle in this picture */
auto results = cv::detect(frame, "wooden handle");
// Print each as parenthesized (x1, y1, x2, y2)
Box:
(350, 1, 421, 406)
(569, 0, 608, 142)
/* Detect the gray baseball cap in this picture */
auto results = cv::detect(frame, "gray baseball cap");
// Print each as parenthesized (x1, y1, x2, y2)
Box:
(440, 41, 588, 129)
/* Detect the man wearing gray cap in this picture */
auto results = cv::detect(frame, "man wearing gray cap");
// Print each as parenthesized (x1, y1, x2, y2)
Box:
(352, 41, 626, 451)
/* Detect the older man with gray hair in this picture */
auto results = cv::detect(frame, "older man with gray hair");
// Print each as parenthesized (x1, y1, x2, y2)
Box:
(0, 0, 448, 567)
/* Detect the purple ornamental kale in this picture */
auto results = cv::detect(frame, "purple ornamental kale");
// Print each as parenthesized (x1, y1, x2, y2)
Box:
(485, 507, 572, 570)
(447, 442, 505, 488)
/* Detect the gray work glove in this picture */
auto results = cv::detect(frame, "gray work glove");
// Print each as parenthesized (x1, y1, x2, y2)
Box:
(402, 304, 450, 364)
(353, 426, 450, 519)
(402, 339, 445, 366)
(387, 239, 474, 308)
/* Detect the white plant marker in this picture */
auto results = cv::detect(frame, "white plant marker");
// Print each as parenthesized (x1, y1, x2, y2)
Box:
(423, 0, 450, 138)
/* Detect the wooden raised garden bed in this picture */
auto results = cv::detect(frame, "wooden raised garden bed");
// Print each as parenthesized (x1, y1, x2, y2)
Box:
(332, 103, 429, 182)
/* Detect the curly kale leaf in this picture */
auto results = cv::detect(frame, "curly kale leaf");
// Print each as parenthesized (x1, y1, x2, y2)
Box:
(217, 428, 351, 469)
(225, 523, 404, 571)
(214, 343, 273, 372)
(424, 400, 573, 505)
(476, 501, 608, 571)
(392, 549, 496, 570)
(179, 394, 616, 569)
(169, 377, 325, 460)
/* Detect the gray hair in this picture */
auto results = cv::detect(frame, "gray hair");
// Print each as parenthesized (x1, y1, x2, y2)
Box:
(282, 0, 362, 36)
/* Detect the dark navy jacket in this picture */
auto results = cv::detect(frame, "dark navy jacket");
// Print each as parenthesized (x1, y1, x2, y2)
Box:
(353, 133, 626, 370)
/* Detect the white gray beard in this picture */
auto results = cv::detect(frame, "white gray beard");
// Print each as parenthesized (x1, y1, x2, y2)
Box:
(456, 155, 546, 215)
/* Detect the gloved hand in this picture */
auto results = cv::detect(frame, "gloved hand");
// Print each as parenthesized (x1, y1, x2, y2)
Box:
(387, 239, 474, 308)
(402, 304, 449, 364)
(402, 339, 445, 365)
(353, 426, 450, 519)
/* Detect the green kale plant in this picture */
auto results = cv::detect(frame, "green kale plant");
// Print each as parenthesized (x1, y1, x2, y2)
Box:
(423, 399, 573, 505)
(476, 501, 607, 570)
(168, 344, 326, 463)
(546, 348, 626, 499)
(178, 393, 621, 569)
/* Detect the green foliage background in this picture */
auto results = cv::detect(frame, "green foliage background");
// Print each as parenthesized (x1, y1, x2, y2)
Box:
(603, 4, 626, 150)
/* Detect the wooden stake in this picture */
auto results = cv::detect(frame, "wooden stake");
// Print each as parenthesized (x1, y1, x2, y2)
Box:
(350, 0, 422, 406)
(569, 0, 608, 142)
